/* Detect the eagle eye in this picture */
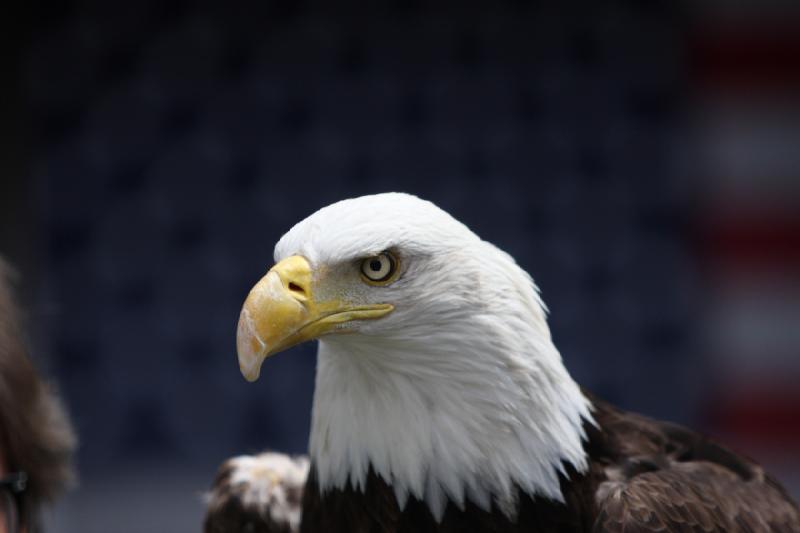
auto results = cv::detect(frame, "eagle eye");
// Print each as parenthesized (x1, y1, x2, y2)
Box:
(360, 252, 398, 285)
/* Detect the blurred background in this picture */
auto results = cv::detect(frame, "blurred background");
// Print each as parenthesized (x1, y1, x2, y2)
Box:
(2, 1, 798, 531)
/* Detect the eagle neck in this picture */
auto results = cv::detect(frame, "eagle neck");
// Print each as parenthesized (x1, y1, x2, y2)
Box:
(308, 318, 593, 521)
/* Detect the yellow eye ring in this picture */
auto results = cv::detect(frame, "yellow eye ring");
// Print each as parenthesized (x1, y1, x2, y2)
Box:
(360, 252, 399, 285)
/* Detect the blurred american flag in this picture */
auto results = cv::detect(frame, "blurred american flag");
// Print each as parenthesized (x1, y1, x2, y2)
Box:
(691, 1, 800, 496)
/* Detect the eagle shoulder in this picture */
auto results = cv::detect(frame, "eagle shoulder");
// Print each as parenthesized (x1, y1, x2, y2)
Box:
(587, 394, 800, 533)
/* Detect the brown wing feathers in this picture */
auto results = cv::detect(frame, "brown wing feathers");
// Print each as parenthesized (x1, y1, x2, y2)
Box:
(589, 393, 800, 533)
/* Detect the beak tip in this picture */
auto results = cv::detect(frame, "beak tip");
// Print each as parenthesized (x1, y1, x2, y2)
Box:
(237, 308, 267, 382)
(241, 366, 261, 382)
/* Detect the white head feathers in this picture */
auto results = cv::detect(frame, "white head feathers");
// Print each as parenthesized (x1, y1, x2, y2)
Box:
(274, 192, 593, 521)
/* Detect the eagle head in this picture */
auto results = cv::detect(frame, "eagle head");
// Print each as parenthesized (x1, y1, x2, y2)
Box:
(235, 192, 591, 520)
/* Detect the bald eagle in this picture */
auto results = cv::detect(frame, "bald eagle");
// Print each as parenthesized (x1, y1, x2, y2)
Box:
(207, 193, 799, 533)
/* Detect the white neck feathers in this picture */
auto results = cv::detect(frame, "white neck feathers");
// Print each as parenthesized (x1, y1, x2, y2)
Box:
(308, 242, 593, 521)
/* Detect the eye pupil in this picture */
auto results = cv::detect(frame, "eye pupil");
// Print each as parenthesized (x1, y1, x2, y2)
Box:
(370, 260, 382, 271)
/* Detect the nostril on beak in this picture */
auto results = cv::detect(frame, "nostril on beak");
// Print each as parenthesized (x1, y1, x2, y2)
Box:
(288, 282, 307, 298)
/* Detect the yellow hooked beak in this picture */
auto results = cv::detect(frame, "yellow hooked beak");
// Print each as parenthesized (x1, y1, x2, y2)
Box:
(236, 255, 394, 382)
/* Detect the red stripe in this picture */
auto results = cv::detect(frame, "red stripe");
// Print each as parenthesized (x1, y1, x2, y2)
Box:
(696, 210, 800, 268)
(691, 24, 800, 91)
(707, 380, 800, 448)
